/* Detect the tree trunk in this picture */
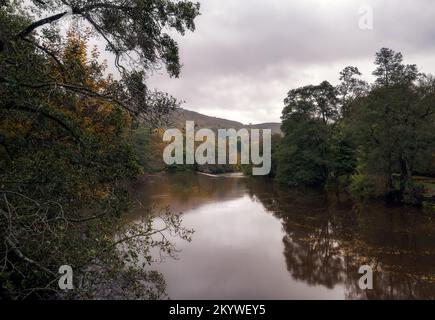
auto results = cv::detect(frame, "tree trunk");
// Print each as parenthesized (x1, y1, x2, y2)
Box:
(399, 156, 416, 204)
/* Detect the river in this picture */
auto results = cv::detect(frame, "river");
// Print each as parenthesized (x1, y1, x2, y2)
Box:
(128, 173, 435, 300)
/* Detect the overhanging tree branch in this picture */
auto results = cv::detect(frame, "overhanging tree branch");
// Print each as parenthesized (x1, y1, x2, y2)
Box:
(18, 11, 69, 38)
(3, 103, 83, 146)
(17, 3, 133, 39)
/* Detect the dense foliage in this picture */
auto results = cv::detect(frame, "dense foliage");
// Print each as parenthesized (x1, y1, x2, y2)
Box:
(0, 0, 199, 299)
(276, 48, 435, 205)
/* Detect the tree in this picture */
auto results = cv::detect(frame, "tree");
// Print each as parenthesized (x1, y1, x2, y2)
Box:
(2, 0, 200, 123)
(275, 48, 434, 202)
(350, 49, 435, 202)
(282, 81, 338, 125)
(372, 48, 418, 88)
(277, 82, 337, 187)
(268, 133, 282, 178)
(0, 1, 200, 299)
(337, 66, 368, 118)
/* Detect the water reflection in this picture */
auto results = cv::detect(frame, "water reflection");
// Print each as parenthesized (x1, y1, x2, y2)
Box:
(129, 173, 435, 299)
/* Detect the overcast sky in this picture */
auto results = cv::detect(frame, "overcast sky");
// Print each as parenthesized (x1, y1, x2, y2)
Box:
(147, 0, 435, 124)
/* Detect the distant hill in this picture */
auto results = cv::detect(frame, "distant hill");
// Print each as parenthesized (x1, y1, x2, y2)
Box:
(169, 108, 282, 135)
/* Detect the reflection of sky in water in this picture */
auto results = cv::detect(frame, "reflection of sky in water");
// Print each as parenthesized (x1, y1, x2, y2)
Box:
(150, 195, 345, 299)
(130, 174, 435, 300)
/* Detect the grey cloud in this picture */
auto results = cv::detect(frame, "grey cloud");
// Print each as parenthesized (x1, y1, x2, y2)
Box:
(148, 0, 435, 124)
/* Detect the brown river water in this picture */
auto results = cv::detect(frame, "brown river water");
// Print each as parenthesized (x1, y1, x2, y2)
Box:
(128, 173, 435, 300)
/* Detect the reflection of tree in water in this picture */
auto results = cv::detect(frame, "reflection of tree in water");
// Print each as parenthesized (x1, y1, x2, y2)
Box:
(282, 223, 347, 288)
(129, 173, 247, 215)
(246, 178, 435, 299)
(131, 174, 435, 299)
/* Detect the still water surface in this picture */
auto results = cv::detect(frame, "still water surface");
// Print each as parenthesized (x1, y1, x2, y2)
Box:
(129, 173, 435, 300)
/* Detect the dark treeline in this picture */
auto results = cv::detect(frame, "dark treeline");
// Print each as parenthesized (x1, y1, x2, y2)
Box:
(273, 48, 435, 207)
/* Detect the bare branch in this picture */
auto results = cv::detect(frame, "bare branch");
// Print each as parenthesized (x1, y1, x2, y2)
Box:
(5, 237, 56, 277)
(18, 11, 69, 38)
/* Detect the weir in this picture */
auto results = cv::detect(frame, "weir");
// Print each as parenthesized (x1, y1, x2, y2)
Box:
(162, 121, 272, 176)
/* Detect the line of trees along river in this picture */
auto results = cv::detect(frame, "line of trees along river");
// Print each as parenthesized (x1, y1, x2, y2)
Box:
(1, 1, 434, 300)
